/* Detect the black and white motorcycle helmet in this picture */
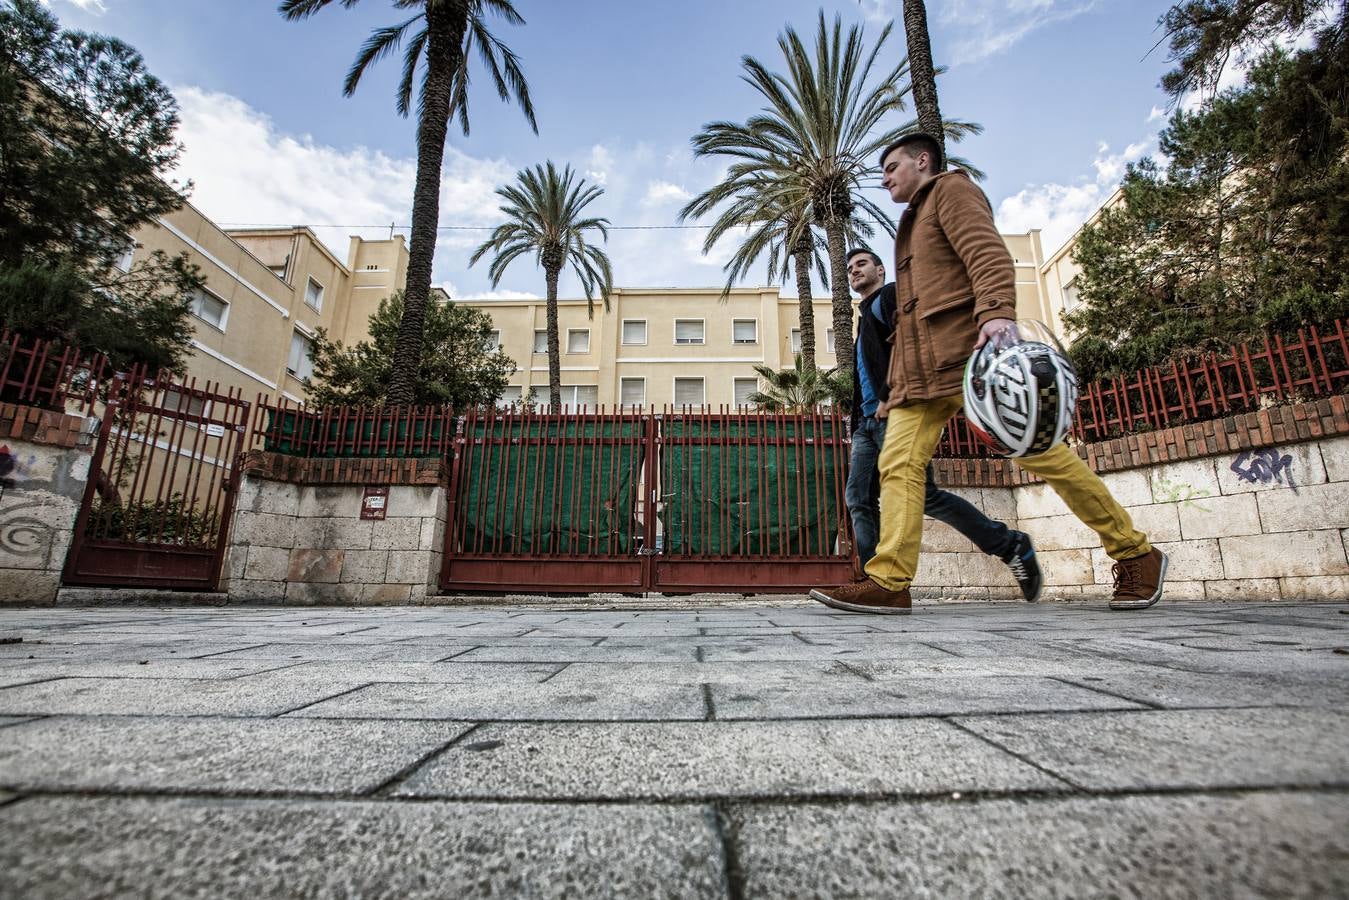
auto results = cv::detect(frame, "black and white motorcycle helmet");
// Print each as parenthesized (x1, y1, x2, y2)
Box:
(962, 320, 1079, 458)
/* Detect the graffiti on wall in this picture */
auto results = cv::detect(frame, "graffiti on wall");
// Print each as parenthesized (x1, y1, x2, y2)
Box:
(1230, 448, 1299, 493)
(0, 445, 54, 561)
(1153, 476, 1212, 510)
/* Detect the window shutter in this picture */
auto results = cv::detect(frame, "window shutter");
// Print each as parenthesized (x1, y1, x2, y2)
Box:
(733, 378, 756, 406)
(622, 321, 646, 344)
(620, 378, 645, 406)
(674, 378, 704, 406)
(733, 320, 757, 343)
(674, 320, 704, 344)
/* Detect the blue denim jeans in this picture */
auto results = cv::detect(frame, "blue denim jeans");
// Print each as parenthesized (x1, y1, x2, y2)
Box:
(846, 415, 1017, 566)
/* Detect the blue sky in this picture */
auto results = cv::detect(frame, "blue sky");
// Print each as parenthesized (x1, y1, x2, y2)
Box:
(44, 0, 1180, 299)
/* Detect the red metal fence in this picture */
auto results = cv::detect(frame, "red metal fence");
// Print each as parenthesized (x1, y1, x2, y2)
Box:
(0, 330, 113, 412)
(936, 317, 1349, 458)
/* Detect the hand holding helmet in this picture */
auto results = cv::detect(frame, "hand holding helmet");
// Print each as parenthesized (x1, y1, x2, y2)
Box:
(962, 319, 1080, 458)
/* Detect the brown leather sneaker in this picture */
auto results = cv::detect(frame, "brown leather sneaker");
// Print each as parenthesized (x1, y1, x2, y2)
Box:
(1109, 547, 1168, 610)
(810, 578, 912, 615)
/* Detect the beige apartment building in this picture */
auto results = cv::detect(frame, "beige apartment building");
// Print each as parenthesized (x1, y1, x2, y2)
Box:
(124, 198, 1062, 410)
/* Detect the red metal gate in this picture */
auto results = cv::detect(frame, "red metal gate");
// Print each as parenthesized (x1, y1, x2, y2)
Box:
(440, 407, 853, 595)
(64, 374, 250, 590)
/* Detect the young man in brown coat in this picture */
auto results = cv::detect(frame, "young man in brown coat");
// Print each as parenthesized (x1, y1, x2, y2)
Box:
(811, 133, 1168, 615)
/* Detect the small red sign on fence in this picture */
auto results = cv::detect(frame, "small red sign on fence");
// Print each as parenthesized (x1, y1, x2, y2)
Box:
(360, 486, 388, 520)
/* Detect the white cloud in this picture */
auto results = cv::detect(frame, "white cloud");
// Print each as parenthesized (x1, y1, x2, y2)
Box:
(441, 281, 540, 302)
(642, 180, 691, 206)
(1147, 105, 1166, 123)
(938, 0, 1101, 65)
(857, 0, 896, 25)
(995, 129, 1154, 254)
(41, 0, 106, 12)
(585, 144, 613, 185)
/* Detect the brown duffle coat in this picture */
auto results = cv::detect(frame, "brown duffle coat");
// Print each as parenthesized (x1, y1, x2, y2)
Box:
(879, 170, 1017, 414)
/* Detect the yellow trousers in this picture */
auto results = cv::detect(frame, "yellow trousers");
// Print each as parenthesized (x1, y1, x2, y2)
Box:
(863, 395, 1151, 591)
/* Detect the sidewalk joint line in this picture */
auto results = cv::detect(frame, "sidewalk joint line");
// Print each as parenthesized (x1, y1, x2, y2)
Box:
(1047, 676, 1166, 710)
(366, 722, 487, 798)
(709, 800, 746, 900)
(945, 718, 1087, 792)
(271, 682, 374, 717)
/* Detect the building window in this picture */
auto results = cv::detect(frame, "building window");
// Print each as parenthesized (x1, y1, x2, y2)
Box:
(790, 329, 802, 353)
(560, 384, 599, 413)
(533, 330, 548, 354)
(619, 377, 646, 407)
(287, 331, 315, 381)
(567, 329, 591, 354)
(497, 385, 522, 407)
(483, 330, 500, 352)
(674, 377, 705, 406)
(732, 319, 758, 344)
(826, 328, 835, 350)
(305, 277, 324, 311)
(159, 388, 207, 418)
(733, 377, 757, 407)
(622, 319, 647, 345)
(190, 287, 228, 331)
(1063, 278, 1082, 312)
(674, 319, 705, 345)
(114, 244, 135, 273)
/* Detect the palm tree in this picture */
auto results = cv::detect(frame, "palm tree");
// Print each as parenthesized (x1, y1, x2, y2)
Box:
(470, 161, 613, 410)
(746, 353, 851, 413)
(691, 12, 980, 376)
(901, 0, 945, 158)
(279, 0, 537, 407)
(680, 169, 833, 371)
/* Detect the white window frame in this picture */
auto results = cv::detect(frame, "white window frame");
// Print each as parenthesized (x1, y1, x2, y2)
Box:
(483, 330, 501, 352)
(304, 276, 324, 312)
(619, 376, 646, 407)
(826, 328, 836, 351)
(287, 330, 315, 381)
(790, 329, 802, 353)
(732, 318, 758, 344)
(533, 330, 548, 354)
(621, 319, 648, 345)
(190, 286, 229, 332)
(560, 383, 599, 413)
(114, 243, 135, 273)
(567, 328, 591, 354)
(1063, 277, 1082, 312)
(497, 385, 523, 408)
(673, 376, 706, 407)
(733, 377, 758, 407)
(673, 318, 706, 346)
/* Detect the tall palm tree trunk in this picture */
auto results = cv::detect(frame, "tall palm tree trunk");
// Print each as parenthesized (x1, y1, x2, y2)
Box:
(544, 264, 562, 410)
(792, 239, 817, 372)
(385, 1, 468, 406)
(902, 0, 946, 159)
(824, 220, 855, 376)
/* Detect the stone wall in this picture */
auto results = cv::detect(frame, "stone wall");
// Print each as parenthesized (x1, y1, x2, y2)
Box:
(0, 404, 92, 604)
(223, 453, 447, 604)
(913, 403, 1349, 601)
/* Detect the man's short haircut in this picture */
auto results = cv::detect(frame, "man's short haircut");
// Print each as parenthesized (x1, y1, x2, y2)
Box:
(846, 247, 883, 267)
(879, 132, 944, 172)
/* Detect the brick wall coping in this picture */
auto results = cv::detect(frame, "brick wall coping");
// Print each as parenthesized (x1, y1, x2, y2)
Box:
(239, 450, 448, 487)
(0, 402, 87, 449)
(934, 394, 1349, 488)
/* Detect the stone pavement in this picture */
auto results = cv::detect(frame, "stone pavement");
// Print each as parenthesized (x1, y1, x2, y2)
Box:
(0, 599, 1346, 898)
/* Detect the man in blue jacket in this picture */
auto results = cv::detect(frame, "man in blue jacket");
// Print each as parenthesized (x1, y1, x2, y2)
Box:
(845, 247, 1041, 601)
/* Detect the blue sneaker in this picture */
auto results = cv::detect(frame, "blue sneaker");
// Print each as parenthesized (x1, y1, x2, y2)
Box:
(1004, 531, 1043, 602)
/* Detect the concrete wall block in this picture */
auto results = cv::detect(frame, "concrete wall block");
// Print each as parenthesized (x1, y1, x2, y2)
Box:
(919, 519, 977, 554)
(1279, 574, 1349, 601)
(408, 582, 429, 604)
(386, 550, 435, 586)
(297, 486, 361, 519)
(1177, 492, 1261, 540)
(1036, 549, 1094, 586)
(1014, 482, 1069, 521)
(305, 518, 372, 551)
(1204, 578, 1282, 601)
(369, 517, 422, 551)
(1256, 481, 1349, 533)
(286, 581, 362, 605)
(0, 521, 57, 572)
(0, 569, 59, 604)
(231, 511, 296, 550)
(955, 552, 1013, 588)
(1148, 459, 1220, 506)
(1220, 530, 1349, 580)
(245, 480, 301, 516)
(1318, 435, 1349, 483)
(1021, 514, 1097, 551)
(229, 579, 286, 602)
(1124, 503, 1182, 544)
(46, 531, 72, 574)
(1216, 442, 1326, 496)
(358, 583, 412, 605)
(386, 485, 441, 518)
(288, 548, 344, 583)
(1154, 539, 1225, 581)
(911, 552, 963, 589)
(976, 488, 1017, 526)
(1097, 470, 1154, 508)
(419, 516, 446, 552)
(340, 549, 389, 583)
(243, 545, 290, 582)
(220, 546, 247, 584)
(1040, 583, 1089, 601)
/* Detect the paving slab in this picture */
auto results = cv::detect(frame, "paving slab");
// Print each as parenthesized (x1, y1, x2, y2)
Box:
(395, 719, 1066, 801)
(0, 642, 267, 663)
(0, 716, 471, 795)
(729, 790, 1349, 898)
(0, 659, 297, 681)
(454, 641, 699, 663)
(956, 707, 1349, 790)
(198, 642, 470, 662)
(1051, 668, 1349, 708)
(0, 675, 369, 718)
(710, 674, 1148, 720)
(287, 679, 707, 721)
(0, 796, 727, 899)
